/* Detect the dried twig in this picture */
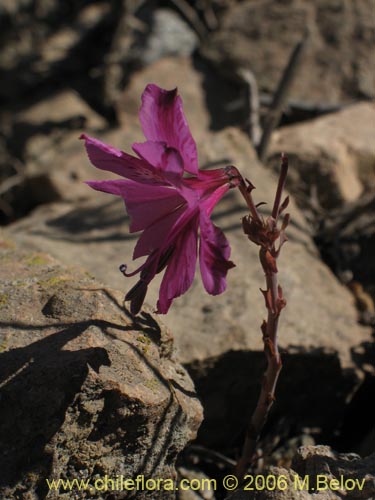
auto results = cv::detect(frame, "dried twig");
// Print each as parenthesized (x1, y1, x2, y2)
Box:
(237, 68, 262, 147)
(257, 32, 309, 162)
(0, 174, 25, 196)
(0, 197, 14, 218)
(198, 0, 219, 31)
(168, 0, 208, 41)
(259, 93, 346, 120)
(185, 444, 236, 468)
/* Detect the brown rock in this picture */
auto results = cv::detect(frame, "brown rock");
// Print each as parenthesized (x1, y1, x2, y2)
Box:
(18, 90, 107, 204)
(0, 239, 202, 499)
(268, 103, 375, 210)
(2, 90, 109, 219)
(201, 0, 375, 103)
(0, 2, 111, 103)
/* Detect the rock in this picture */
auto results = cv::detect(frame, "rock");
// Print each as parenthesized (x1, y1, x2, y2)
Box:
(359, 427, 375, 457)
(201, 0, 375, 103)
(101, 7, 200, 107)
(5, 126, 372, 450)
(177, 468, 216, 500)
(268, 103, 375, 211)
(1, 55, 231, 223)
(0, 238, 202, 500)
(316, 192, 375, 298)
(139, 9, 199, 65)
(13, 89, 107, 204)
(0, 2, 111, 104)
(13, 89, 107, 131)
(226, 445, 375, 500)
(0, 89, 109, 223)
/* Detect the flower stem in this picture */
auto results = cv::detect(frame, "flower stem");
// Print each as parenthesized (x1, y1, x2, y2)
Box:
(235, 156, 289, 480)
(234, 267, 283, 480)
(238, 181, 261, 223)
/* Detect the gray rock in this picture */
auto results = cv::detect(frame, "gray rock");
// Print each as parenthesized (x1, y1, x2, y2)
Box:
(201, 0, 375, 103)
(0, 239, 203, 499)
(177, 467, 216, 500)
(141, 9, 199, 65)
(226, 445, 375, 500)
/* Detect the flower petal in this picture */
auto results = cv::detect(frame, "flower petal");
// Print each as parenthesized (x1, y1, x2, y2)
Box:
(132, 141, 184, 180)
(199, 212, 235, 295)
(81, 134, 162, 184)
(185, 168, 232, 214)
(133, 203, 186, 259)
(86, 179, 186, 234)
(139, 84, 199, 175)
(125, 251, 160, 315)
(157, 214, 199, 313)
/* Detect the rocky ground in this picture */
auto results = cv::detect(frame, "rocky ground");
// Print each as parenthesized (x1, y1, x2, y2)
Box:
(1, 1, 375, 499)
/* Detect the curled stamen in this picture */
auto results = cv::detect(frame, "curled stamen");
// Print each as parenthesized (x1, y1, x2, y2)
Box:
(119, 260, 150, 278)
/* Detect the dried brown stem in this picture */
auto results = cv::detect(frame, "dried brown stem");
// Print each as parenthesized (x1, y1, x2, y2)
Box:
(272, 153, 289, 219)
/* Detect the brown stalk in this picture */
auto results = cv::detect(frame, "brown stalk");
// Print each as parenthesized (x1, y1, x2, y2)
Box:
(235, 155, 290, 480)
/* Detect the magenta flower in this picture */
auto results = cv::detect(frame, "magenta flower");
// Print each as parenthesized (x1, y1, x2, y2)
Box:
(82, 84, 241, 314)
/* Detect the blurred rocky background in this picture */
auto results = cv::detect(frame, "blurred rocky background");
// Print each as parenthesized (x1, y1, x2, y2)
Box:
(1, 0, 374, 499)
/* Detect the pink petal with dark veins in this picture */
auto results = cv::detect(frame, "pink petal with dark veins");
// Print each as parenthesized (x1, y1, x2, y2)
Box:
(133, 203, 187, 259)
(139, 84, 199, 175)
(86, 179, 186, 233)
(199, 212, 235, 295)
(157, 214, 200, 313)
(133, 141, 184, 180)
(81, 134, 162, 185)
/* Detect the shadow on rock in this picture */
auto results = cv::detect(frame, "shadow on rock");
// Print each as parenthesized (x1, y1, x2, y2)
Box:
(0, 320, 110, 487)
